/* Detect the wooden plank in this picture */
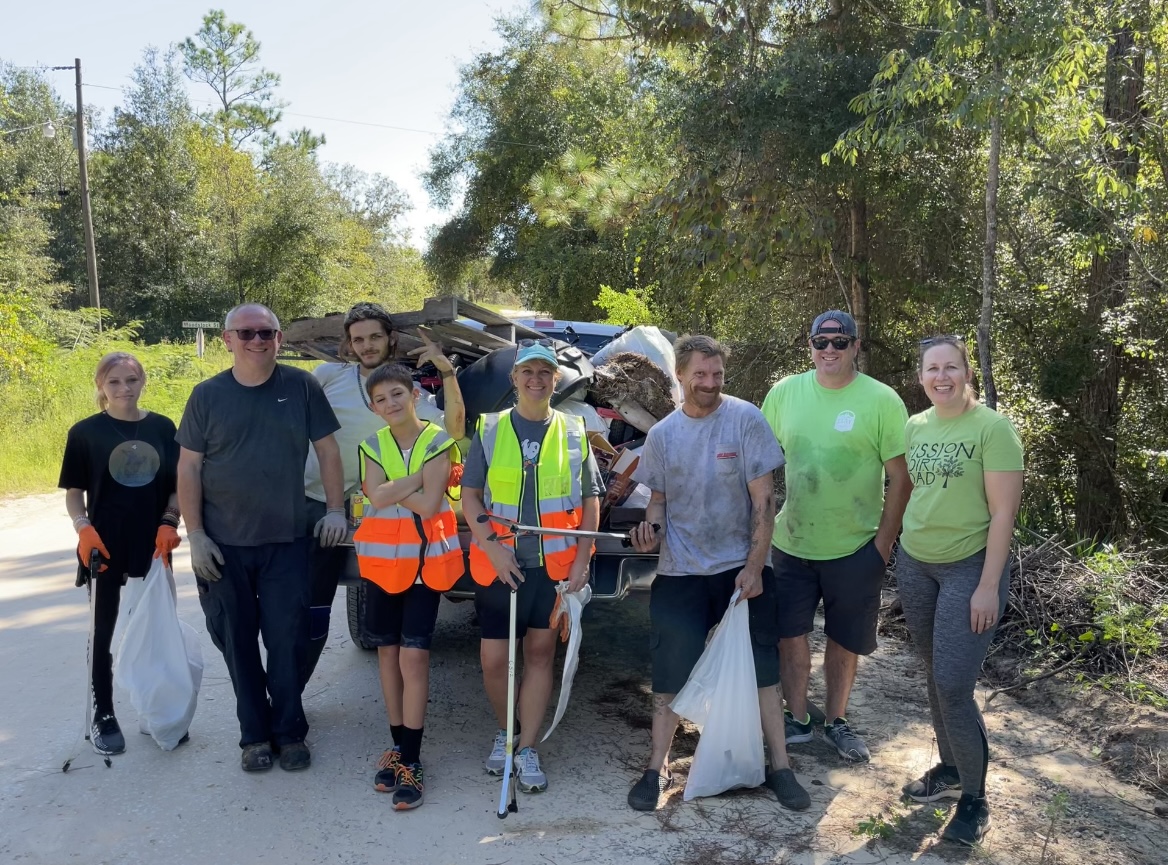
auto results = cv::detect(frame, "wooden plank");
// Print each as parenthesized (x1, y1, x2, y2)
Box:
(283, 314, 344, 343)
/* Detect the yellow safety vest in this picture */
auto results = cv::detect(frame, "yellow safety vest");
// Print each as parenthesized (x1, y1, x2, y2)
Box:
(469, 409, 587, 585)
(353, 422, 464, 594)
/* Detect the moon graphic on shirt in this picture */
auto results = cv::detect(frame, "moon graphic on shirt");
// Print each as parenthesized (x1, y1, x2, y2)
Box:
(109, 441, 161, 488)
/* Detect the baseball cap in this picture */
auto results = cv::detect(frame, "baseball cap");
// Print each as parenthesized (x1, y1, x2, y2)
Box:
(811, 310, 858, 337)
(513, 339, 559, 368)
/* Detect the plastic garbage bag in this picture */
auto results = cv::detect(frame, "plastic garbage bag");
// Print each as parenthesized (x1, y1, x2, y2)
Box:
(671, 590, 765, 800)
(591, 326, 681, 407)
(541, 583, 593, 742)
(114, 557, 203, 750)
(559, 398, 610, 435)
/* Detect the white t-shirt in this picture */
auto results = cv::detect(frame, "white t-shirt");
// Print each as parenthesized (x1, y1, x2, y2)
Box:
(303, 363, 444, 502)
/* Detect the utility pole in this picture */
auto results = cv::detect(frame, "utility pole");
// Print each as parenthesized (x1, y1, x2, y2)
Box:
(74, 58, 101, 330)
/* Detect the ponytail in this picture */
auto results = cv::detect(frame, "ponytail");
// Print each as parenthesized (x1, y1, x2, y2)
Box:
(94, 352, 146, 411)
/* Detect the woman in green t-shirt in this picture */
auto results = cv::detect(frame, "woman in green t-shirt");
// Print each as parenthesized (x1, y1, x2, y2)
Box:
(896, 336, 1024, 847)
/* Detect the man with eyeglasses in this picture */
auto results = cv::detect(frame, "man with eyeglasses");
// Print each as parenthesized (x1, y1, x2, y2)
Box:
(761, 310, 910, 763)
(177, 303, 344, 773)
(299, 302, 465, 689)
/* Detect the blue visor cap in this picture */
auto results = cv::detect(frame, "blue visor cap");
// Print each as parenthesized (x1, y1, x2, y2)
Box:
(513, 343, 559, 367)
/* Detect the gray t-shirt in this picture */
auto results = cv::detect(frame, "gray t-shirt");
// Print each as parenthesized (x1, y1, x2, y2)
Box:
(464, 411, 605, 567)
(177, 366, 340, 546)
(633, 395, 784, 576)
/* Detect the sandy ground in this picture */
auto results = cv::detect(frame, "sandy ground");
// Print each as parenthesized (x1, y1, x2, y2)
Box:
(1, 492, 1166, 865)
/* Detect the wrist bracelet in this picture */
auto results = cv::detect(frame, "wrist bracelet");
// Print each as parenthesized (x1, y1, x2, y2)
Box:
(160, 515, 180, 528)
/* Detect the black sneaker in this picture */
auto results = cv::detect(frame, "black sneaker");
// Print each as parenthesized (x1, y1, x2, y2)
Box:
(942, 793, 991, 845)
(903, 763, 962, 802)
(241, 742, 274, 772)
(374, 747, 401, 793)
(279, 741, 311, 771)
(393, 762, 425, 811)
(764, 767, 811, 811)
(628, 768, 674, 811)
(90, 714, 125, 756)
(784, 710, 814, 745)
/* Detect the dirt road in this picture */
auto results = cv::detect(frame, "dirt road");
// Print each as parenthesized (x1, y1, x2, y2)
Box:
(1, 492, 1164, 864)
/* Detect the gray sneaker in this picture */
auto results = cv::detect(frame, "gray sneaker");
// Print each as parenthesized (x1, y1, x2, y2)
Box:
(515, 747, 548, 793)
(484, 729, 515, 776)
(825, 717, 870, 762)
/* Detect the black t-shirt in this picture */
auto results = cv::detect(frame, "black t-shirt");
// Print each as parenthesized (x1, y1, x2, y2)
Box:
(176, 365, 340, 546)
(58, 411, 179, 579)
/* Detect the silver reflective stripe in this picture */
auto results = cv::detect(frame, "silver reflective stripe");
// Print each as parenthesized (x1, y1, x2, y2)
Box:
(564, 419, 583, 505)
(479, 412, 503, 512)
(355, 540, 423, 560)
(541, 536, 573, 556)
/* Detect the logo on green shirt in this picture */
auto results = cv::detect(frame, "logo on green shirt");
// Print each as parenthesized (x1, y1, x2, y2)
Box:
(908, 441, 976, 487)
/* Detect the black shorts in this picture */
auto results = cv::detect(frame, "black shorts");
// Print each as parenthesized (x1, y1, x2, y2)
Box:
(773, 538, 886, 656)
(649, 567, 780, 695)
(474, 567, 559, 641)
(361, 581, 443, 650)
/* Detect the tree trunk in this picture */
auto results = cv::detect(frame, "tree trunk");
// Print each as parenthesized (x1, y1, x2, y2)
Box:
(1074, 25, 1143, 541)
(849, 190, 871, 374)
(978, 0, 1001, 409)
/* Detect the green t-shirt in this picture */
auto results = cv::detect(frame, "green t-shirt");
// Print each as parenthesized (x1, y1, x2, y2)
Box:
(901, 404, 1024, 564)
(762, 370, 908, 560)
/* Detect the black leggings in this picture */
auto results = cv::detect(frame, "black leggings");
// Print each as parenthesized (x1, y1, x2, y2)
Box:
(87, 573, 128, 718)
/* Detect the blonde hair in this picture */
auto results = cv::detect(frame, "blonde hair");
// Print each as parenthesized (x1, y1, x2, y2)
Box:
(918, 337, 976, 403)
(94, 352, 146, 411)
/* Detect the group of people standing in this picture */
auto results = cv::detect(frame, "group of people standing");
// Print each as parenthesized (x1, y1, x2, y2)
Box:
(59, 300, 1021, 845)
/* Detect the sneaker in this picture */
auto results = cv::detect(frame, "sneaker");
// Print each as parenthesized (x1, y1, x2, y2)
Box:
(90, 714, 125, 756)
(825, 717, 870, 762)
(484, 728, 516, 776)
(628, 768, 674, 811)
(515, 747, 548, 793)
(278, 741, 311, 771)
(374, 747, 401, 793)
(241, 742, 274, 772)
(764, 767, 812, 811)
(392, 762, 425, 810)
(942, 793, 991, 845)
(784, 710, 814, 745)
(903, 763, 962, 803)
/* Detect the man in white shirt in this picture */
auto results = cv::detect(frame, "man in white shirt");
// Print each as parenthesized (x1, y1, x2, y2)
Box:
(301, 302, 466, 687)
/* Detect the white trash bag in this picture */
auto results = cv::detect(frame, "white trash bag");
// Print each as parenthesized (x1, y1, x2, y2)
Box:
(542, 583, 592, 742)
(671, 590, 765, 800)
(114, 557, 203, 750)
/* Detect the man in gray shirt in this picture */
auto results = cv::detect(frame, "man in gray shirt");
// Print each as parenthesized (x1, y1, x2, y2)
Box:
(627, 335, 810, 812)
(177, 303, 344, 774)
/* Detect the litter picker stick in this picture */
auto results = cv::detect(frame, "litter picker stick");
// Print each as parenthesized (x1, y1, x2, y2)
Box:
(477, 513, 659, 548)
(497, 587, 519, 819)
(63, 549, 104, 772)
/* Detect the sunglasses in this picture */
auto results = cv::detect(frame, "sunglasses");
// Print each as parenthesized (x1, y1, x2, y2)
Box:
(517, 338, 556, 348)
(230, 328, 278, 342)
(810, 336, 855, 351)
(919, 334, 964, 347)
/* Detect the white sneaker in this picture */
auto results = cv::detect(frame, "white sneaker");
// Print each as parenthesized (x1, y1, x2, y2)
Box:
(484, 729, 515, 776)
(515, 747, 548, 793)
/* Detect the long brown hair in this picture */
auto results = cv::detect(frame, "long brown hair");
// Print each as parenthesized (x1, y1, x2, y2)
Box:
(94, 352, 146, 411)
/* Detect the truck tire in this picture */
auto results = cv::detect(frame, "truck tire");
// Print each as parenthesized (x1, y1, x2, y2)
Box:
(346, 583, 375, 650)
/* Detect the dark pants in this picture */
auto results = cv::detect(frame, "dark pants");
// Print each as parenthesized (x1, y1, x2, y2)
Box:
(301, 497, 347, 689)
(197, 538, 310, 749)
(87, 572, 128, 718)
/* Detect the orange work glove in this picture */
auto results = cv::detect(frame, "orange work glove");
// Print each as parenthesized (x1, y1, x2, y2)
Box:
(549, 592, 570, 643)
(154, 524, 181, 560)
(77, 525, 109, 572)
(447, 463, 464, 489)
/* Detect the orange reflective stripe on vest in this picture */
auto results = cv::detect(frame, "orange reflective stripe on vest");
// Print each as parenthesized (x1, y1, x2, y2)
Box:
(354, 423, 464, 594)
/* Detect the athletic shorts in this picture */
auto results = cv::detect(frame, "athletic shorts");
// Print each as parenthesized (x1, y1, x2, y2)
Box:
(772, 538, 886, 656)
(649, 567, 780, 695)
(474, 567, 559, 641)
(361, 580, 443, 650)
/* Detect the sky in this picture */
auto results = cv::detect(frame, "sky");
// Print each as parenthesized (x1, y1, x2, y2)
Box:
(3, 0, 521, 249)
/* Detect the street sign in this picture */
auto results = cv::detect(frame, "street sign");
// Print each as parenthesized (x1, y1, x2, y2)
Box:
(182, 320, 220, 329)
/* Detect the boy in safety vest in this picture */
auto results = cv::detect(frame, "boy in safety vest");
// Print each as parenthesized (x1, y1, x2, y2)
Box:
(352, 363, 463, 810)
(463, 340, 605, 793)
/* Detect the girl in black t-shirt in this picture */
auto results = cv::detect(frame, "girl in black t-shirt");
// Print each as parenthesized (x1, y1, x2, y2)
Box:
(58, 352, 182, 756)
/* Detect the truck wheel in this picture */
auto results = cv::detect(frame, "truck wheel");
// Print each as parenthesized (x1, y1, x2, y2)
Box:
(346, 583, 375, 650)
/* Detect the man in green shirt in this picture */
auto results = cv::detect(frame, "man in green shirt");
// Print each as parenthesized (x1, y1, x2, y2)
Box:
(761, 310, 911, 762)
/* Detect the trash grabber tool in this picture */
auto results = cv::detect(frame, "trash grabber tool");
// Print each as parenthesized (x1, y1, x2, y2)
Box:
(63, 549, 106, 772)
(477, 513, 659, 548)
(497, 585, 519, 819)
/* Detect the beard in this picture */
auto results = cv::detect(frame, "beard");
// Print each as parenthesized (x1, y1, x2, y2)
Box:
(358, 348, 390, 370)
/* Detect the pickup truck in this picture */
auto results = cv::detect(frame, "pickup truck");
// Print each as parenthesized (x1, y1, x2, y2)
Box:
(283, 296, 661, 649)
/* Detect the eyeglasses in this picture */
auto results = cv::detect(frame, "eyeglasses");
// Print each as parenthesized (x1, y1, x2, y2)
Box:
(810, 336, 855, 351)
(230, 328, 278, 342)
(517, 338, 556, 348)
(919, 334, 964, 347)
